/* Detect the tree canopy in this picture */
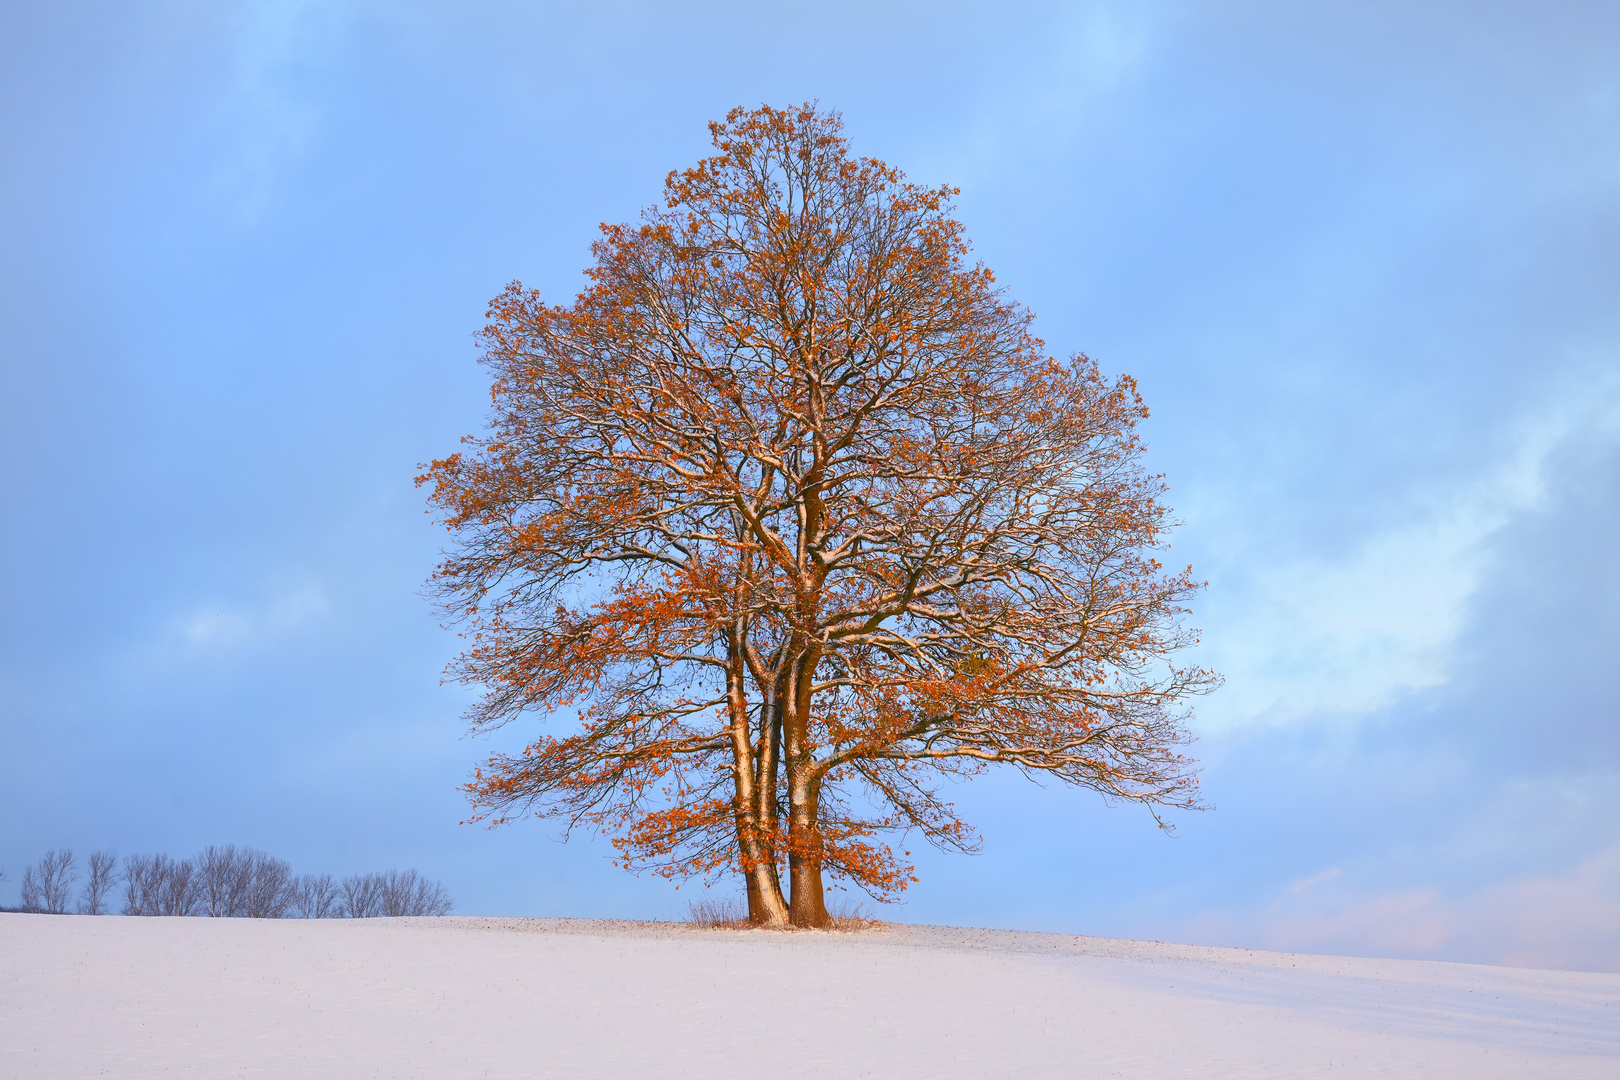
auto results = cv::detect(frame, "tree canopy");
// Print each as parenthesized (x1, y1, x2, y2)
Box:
(421, 103, 1216, 927)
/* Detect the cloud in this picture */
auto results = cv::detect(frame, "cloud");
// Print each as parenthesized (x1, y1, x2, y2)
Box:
(193, 0, 354, 224)
(1197, 367, 1620, 730)
(1187, 840, 1620, 971)
(1268, 886, 1454, 955)
(174, 585, 328, 650)
(908, 2, 1156, 190)
(1470, 849, 1620, 971)
(1288, 867, 1341, 894)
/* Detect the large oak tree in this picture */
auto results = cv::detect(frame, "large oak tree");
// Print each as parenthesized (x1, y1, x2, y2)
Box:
(421, 104, 1216, 927)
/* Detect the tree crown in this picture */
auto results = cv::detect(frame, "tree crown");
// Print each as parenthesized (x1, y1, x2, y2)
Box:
(421, 104, 1215, 907)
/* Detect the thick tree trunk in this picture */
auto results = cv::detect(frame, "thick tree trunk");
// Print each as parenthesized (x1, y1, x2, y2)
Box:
(756, 697, 786, 919)
(777, 643, 832, 928)
(736, 785, 787, 926)
(739, 790, 787, 926)
(744, 858, 789, 926)
(786, 770, 830, 927)
(728, 634, 788, 927)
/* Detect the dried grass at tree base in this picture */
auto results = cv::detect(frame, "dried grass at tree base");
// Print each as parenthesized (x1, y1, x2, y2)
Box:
(685, 893, 883, 932)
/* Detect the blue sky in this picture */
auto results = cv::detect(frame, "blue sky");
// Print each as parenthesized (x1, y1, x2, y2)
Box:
(3, 1, 1617, 970)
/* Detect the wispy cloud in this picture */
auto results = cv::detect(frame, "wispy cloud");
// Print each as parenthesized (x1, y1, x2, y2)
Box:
(173, 585, 328, 650)
(198, 0, 353, 224)
(1188, 839, 1620, 971)
(911, 2, 1156, 190)
(1198, 367, 1620, 730)
(1288, 867, 1341, 894)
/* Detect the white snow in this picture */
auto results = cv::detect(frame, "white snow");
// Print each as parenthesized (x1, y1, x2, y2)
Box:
(3, 913, 1616, 1078)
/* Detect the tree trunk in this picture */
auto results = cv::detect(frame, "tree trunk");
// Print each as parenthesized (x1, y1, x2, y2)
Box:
(755, 697, 787, 922)
(778, 643, 831, 928)
(744, 857, 789, 926)
(736, 788, 787, 926)
(728, 634, 788, 927)
(786, 769, 831, 928)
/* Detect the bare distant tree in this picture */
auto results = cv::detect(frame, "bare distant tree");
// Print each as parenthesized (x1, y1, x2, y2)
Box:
(289, 874, 341, 918)
(78, 851, 118, 915)
(193, 846, 294, 918)
(339, 872, 383, 918)
(122, 855, 162, 916)
(20, 850, 78, 914)
(123, 854, 199, 916)
(377, 870, 453, 917)
(113, 850, 445, 919)
(335, 871, 453, 918)
(159, 856, 199, 916)
(242, 850, 294, 918)
(196, 846, 252, 917)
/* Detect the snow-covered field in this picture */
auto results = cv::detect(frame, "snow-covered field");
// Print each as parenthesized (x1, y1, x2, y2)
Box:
(3, 913, 1616, 1078)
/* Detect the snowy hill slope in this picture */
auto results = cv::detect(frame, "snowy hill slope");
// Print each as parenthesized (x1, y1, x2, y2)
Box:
(3, 913, 1616, 1078)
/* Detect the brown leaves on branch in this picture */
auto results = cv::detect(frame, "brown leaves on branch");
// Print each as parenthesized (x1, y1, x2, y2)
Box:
(420, 103, 1219, 928)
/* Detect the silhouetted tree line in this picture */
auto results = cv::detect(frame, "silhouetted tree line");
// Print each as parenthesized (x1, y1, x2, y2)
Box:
(2, 847, 452, 917)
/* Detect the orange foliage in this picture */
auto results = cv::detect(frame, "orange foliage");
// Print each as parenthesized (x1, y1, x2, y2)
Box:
(420, 104, 1218, 928)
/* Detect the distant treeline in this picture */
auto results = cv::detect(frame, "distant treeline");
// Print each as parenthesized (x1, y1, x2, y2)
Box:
(1, 846, 452, 918)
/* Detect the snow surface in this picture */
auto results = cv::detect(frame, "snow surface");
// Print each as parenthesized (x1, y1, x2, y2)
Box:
(3, 913, 1617, 1078)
